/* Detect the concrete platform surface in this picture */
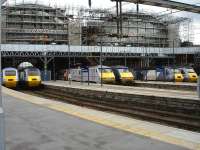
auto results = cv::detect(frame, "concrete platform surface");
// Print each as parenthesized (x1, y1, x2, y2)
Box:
(3, 87, 200, 150)
(135, 81, 196, 86)
(43, 81, 199, 100)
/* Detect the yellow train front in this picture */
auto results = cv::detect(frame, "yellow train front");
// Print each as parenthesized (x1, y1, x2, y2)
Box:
(174, 69, 184, 82)
(2, 67, 18, 88)
(112, 66, 134, 84)
(97, 66, 115, 83)
(19, 67, 41, 88)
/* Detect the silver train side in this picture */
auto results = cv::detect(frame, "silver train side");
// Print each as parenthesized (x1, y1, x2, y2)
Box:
(70, 65, 115, 83)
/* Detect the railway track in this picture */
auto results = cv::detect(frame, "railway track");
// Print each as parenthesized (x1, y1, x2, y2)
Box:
(20, 87, 200, 132)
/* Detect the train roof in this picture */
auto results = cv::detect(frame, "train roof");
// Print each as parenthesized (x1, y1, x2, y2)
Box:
(2, 67, 17, 71)
(23, 67, 39, 70)
(178, 66, 194, 69)
(111, 66, 128, 69)
(96, 65, 111, 69)
(18, 62, 33, 70)
(18, 67, 40, 72)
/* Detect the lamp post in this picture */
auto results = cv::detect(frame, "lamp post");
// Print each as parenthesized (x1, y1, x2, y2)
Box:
(0, 0, 5, 149)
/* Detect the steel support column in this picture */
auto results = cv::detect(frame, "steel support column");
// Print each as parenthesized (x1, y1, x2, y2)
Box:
(136, 2, 139, 47)
(68, 24, 71, 85)
(116, 0, 119, 36)
(119, 0, 123, 37)
(0, 0, 5, 149)
(53, 58, 56, 81)
(173, 40, 175, 82)
(40, 54, 54, 81)
(100, 37, 103, 87)
(44, 56, 48, 81)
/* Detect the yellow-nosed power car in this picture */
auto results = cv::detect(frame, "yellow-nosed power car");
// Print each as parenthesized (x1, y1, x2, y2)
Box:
(165, 68, 184, 82)
(2, 67, 18, 88)
(99, 67, 115, 83)
(112, 66, 134, 83)
(19, 67, 41, 87)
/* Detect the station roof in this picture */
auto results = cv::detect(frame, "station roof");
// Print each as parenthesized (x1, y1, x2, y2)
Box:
(111, 0, 200, 14)
(1, 44, 200, 56)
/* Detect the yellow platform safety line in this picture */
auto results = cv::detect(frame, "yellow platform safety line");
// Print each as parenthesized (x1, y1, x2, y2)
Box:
(2, 87, 200, 150)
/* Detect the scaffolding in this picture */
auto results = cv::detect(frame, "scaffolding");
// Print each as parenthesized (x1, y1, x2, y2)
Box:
(1, 1, 193, 48)
(2, 2, 69, 44)
(180, 19, 194, 44)
(69, 4, 190, 48)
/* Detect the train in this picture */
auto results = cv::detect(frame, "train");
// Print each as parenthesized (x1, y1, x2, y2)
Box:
(178, 67, 198, 82)
(70, 65, 134, 84)
(18, 62, 41, 88)
(2, 67, 19, 88)
(111, 66, 134, 83)
(134, 66, 199, 82)
(2, 62, 42, 88)
(162, 67, 184, 82)
(69, 65, 198, 84)
(134, 67, 184, 82)
(70, 65, 115, 83)
(18, 67, 41, 88)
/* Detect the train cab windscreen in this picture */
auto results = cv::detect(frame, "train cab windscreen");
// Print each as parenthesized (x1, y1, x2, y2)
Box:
(187, 68, 195, 73)
(173, 69, 181, 74)
(99, 68, 112, 73)
(5, 70, 16, 76)
(118, 68, 129, 73)
(28, 69, 40, 76)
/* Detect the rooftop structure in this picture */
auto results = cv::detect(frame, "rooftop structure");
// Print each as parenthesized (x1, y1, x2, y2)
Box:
(2, 3, 69, 44)
(1, 2, 192, 48)
(111, 0, 200, 14)
(79, 8, 189, 47)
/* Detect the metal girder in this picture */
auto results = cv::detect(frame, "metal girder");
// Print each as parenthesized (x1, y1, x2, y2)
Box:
(1, 51, 170, 58)
(1, 44, 199, 58)
(111, 0, 200, 14)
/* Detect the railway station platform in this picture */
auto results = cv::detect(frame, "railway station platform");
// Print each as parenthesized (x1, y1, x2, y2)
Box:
(43, 80, 198, 100)
(134, 80, 196, 91)
(3, 87, 200, 150)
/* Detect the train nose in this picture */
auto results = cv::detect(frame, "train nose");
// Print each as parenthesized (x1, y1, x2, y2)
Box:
(28, 76, 41, 87)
